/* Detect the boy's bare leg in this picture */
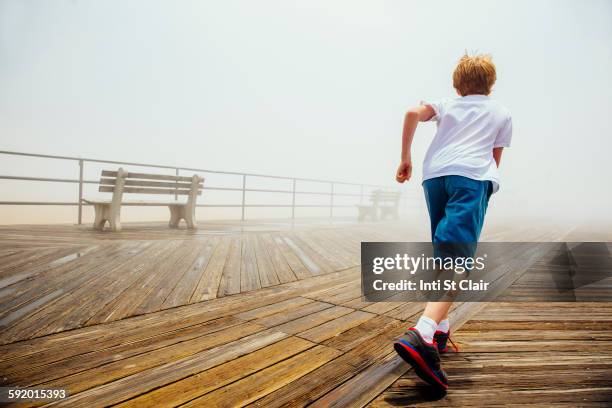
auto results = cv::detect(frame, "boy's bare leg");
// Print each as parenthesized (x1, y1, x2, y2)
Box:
(422, 301, 453, 324)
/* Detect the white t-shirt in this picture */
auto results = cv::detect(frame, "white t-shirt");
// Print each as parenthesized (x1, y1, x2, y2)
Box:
(421, 95, 512, 193)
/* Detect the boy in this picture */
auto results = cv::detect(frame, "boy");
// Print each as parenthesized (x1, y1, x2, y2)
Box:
(392, 53, 512, 390)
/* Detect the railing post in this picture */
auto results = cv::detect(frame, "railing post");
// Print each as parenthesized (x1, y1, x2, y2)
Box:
(241, 174, 247, 221)
(78, 159, 84, 225)
(291, 178, 296, 219)
(175, 168, 179, 201)
(329, 182, 334, 218)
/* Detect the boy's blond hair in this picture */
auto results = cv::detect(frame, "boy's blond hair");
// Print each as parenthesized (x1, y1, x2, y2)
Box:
(453, 53, 496, 96)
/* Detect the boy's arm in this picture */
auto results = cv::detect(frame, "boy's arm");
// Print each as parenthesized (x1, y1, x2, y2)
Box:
(396, 105, 435, 183)
(493, 147, 503, 167)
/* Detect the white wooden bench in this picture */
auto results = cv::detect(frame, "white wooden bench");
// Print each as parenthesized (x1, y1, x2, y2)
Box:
(356, 190, 401, 221)
(83, 168, 204, 232)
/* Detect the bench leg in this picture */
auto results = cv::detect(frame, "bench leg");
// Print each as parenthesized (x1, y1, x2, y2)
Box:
(184, 207, 196, 229)
(93, 203, 121, 232)
(169, 206, 181, 228)
(168, 205, 197, 229)
(107, 204, 121, 232)
(93, 204, 106, 230)
(109, 217, 121, 232)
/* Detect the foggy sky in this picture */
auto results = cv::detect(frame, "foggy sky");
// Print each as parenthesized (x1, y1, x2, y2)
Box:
(1, 0, 611, 224)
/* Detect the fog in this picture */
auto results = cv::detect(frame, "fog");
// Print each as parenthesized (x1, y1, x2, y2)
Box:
(1, 0, 611, 225)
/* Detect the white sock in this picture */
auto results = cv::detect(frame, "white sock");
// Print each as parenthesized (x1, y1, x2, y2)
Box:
(437, 318, 450, 333)
(414, 316, 437, 343)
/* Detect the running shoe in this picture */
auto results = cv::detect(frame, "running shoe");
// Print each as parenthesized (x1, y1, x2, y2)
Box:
(393, 328, 448, 390)
(434, 330, 459, 354)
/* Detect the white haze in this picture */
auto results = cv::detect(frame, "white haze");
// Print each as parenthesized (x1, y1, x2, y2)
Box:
(0, 0, 611, 225)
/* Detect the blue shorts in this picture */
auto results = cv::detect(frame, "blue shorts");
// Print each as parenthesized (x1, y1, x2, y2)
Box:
(423, 176, 492, 248)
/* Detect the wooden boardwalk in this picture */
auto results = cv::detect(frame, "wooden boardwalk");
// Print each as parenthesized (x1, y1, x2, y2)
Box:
(0, 219, 610, 406)
(372, 302, 612, 407)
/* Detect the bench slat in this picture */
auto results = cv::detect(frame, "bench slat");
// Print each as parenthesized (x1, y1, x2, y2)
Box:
(99, 178, 203, 189)
(98, 186, 202, 195)
(101, 170, 194, 182)
(83, 199, 187, 206)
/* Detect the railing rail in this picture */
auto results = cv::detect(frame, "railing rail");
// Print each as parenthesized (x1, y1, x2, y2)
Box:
(0, 150, 415, 224)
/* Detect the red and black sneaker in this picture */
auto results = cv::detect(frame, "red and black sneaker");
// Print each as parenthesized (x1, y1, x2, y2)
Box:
(393, 328, 448, 390)
(433, 330, 459, 354)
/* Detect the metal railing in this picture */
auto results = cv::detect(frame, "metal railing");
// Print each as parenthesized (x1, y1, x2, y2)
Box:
(0, 150, 413, 224)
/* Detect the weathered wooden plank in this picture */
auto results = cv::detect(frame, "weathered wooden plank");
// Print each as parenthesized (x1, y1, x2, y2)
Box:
(52, 242, 194, 331)
(251, 233, 280, 288)
(259, 232, 297, 284)
(0, 246, 74, 286)
(48, 329, 289, 407)
(235, 297, 314, 321)
(285, 233, 335, 274)
(296, 231, 349, 271)
(362, 296, 411, 315)
(0, 246, 87, 282)
(306, 280, 362, 306)
(0, 266, 357, 363)
(461, 320, 612, 331)
(0, 242, 154, 344)
(0, 244, 119, 318)
(83, 241, 188, 325)
(190, 236, 231, 301)
(132, 241, 205, 315)
(162, 237, 219, 308)
(2, 316, 244, 386)
(217, 236, 242, 296)
(241, 235, 262, 292)
(33, 322, 267, 402)
(253, 301, 335, 328)
(314, 230, 360, 266)
(383, 302, 426, 321)
(305, 279, 359, 303)
(249, 358, 357, 408)
(298, 310, 376, 343)
(182, 345, 342, 407)
(322, 315, 400, 352)
(310, 350, 406, 408)
(324, 229, 361, 262)
(275, 236, 323, 279)
(117, 336, 316, 407)
(273, 306, 355, 335)
(250, 318, 406, 408)
(74, 245, 171, 323)
(272, 233, 314, 279)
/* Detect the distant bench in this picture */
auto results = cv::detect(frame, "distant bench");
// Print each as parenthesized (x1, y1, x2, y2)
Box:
(83, 168, 204, 232)
(356, 190, 401, 221)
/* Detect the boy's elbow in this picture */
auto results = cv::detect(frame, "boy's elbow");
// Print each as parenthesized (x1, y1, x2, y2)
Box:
(405, 105, 434, 122)
(405, 110, 419, 120)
